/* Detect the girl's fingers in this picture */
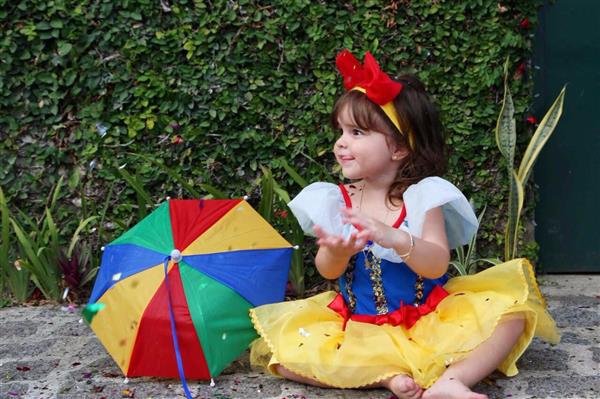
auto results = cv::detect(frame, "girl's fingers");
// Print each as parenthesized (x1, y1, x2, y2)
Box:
(356, 230, 372, 241)
(319, 235, 344, 249)
(353, 237, 366, 250)
(314, 225, 343, 246)
(313, 224, 327, 238)
(314, 221, 373, 252)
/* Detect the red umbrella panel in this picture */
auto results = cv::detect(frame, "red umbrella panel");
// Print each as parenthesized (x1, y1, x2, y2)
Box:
(87, 199, 292, 382)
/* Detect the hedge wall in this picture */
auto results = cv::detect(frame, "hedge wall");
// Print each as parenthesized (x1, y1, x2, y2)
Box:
(0, 0, 543, 260)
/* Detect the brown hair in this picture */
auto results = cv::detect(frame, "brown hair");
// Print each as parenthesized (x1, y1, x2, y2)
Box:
(331, 74, 447, 204)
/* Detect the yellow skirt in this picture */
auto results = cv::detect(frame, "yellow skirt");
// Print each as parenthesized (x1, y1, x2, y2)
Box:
(249, 258, 560, 389)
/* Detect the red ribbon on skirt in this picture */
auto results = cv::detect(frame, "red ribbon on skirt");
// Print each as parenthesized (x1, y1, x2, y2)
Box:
(327, 285, 449, 330)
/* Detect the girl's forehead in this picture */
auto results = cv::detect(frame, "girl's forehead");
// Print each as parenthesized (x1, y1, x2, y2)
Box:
(337, 105, 358, 126)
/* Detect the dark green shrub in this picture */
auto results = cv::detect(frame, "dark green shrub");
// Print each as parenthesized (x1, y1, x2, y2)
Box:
(0, 1, 545, 297)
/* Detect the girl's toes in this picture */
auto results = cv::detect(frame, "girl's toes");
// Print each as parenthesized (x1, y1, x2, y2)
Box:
(387, 375, 422, 399)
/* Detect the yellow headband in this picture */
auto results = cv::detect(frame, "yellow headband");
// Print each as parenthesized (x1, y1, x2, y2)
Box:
(351, 86, 415, 150)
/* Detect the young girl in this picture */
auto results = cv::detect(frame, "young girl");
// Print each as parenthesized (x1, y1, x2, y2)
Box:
(249, 50, 560, 399)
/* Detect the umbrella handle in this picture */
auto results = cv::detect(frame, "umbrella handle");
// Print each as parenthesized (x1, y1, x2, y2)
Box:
(164, 257, 194, 399)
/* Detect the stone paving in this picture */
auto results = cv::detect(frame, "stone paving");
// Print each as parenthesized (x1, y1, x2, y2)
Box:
(1, 275, 598, 399)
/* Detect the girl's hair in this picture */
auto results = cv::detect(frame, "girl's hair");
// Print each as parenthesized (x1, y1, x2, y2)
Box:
(331, 73, 447, 204)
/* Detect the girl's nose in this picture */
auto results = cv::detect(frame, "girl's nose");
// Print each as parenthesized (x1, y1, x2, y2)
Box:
(335, 135, 347, 149)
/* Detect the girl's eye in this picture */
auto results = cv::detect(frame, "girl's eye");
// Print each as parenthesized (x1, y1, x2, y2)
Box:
(352, 128, 364, 136)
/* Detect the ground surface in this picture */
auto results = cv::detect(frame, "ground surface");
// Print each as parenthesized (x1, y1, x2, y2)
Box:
(1, 275, 599, 399)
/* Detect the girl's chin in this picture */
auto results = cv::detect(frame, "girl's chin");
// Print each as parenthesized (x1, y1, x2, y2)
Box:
(338, 163, 364, 180)
(340, 171, 363, 180)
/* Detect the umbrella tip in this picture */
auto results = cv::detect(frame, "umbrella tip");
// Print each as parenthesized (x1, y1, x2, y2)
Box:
(243, 195, 249, 200)
(166, 196, 171, 201)
(293, 245, 300, 250)
(170, 249, 183, 263)
(101, 246, 105, 251)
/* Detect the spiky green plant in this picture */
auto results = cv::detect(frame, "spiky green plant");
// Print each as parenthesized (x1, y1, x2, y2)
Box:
(450, 205, 501, 275)
(257, 165, 307, 296)
(0, 186, 31, 301)
(496, 60, 566, 261)
(10, 177, 97, 301)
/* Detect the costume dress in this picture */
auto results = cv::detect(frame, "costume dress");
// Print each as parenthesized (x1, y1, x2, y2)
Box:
(249, 177, 560, 389)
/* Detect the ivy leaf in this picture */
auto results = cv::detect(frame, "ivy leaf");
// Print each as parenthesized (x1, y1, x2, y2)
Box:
(50, 19, 63, 29)
(36, 21, 52, 30)
(63, 71, 77, 86)
(37, 72, 55, 84)
(57, 42, 72, 56)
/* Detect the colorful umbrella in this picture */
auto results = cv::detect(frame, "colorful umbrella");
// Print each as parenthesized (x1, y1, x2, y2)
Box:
(87, 198, 292, 393)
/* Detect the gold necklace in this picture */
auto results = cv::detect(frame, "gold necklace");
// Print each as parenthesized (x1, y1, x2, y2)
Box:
(358, 181, 391, 225)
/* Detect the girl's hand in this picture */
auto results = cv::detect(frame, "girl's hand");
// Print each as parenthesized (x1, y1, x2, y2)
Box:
(313, 224, 367, 258)
(340, 207, 400, 249)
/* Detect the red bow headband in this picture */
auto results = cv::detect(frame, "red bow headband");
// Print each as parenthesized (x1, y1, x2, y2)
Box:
(336, 50, 415, 149)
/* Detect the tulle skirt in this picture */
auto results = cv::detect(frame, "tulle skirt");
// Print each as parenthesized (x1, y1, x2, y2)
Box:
(249, 258, 560, 389)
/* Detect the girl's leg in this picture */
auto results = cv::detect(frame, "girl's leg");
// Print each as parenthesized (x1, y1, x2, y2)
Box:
(274, 364, 331, 388)
(423, 316, 526, 399)
(276, 364, 424, 399)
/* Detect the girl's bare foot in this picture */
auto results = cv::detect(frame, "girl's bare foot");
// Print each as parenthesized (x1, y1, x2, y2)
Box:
(383, 374, 423, 399)
(423, 377, 488, 399)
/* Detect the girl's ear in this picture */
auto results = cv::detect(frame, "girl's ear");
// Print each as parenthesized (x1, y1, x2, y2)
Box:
(392, 147, 409, 161)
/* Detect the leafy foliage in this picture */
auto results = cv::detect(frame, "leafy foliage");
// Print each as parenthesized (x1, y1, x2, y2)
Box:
(8, 177, 97, 301)
(0, 187, 31, 302)
(1, 1, 546, 300)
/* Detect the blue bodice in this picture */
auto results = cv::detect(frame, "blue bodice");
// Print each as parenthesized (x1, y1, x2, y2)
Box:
(339, 251, 448, 315)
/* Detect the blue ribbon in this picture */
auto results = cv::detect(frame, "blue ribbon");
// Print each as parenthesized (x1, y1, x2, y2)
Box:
(163, 257, 193, 399)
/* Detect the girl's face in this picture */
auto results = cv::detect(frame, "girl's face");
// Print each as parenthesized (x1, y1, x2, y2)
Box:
(333, 106, 405, 182)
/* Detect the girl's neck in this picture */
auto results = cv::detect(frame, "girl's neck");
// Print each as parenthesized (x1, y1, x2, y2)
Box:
(356, 179, 402, 224)
(358, 177, 393, 199)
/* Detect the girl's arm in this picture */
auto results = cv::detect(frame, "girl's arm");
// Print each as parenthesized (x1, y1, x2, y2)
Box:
(313, 224, 367, 279)
(341, 207, 450, 279)
(395, 207, 450, 278)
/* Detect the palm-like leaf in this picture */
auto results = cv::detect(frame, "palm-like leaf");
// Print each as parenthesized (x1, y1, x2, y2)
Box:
(517, 86, 566, 186)
(495, 65, 516, 169)
(505, 169, 524, 261)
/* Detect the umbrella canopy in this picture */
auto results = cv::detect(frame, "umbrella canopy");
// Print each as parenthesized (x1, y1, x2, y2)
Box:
(87, 199, 292, 381)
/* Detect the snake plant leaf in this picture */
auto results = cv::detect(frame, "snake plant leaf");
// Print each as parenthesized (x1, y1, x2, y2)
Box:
(517, 86, 566, 186)
(464, 205, 487, 270)
(505, 169, 524, 261)
(449, 260, 467, 276)
(495, 65, 516, 169)
(476, 257, 503, 265)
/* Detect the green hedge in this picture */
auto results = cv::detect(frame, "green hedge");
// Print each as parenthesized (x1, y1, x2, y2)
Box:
(0, 0, 543, 259)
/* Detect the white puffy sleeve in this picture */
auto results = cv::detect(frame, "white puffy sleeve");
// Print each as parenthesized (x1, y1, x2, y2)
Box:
(287, 182, 345, 237)
(403, 177, 478, 249)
